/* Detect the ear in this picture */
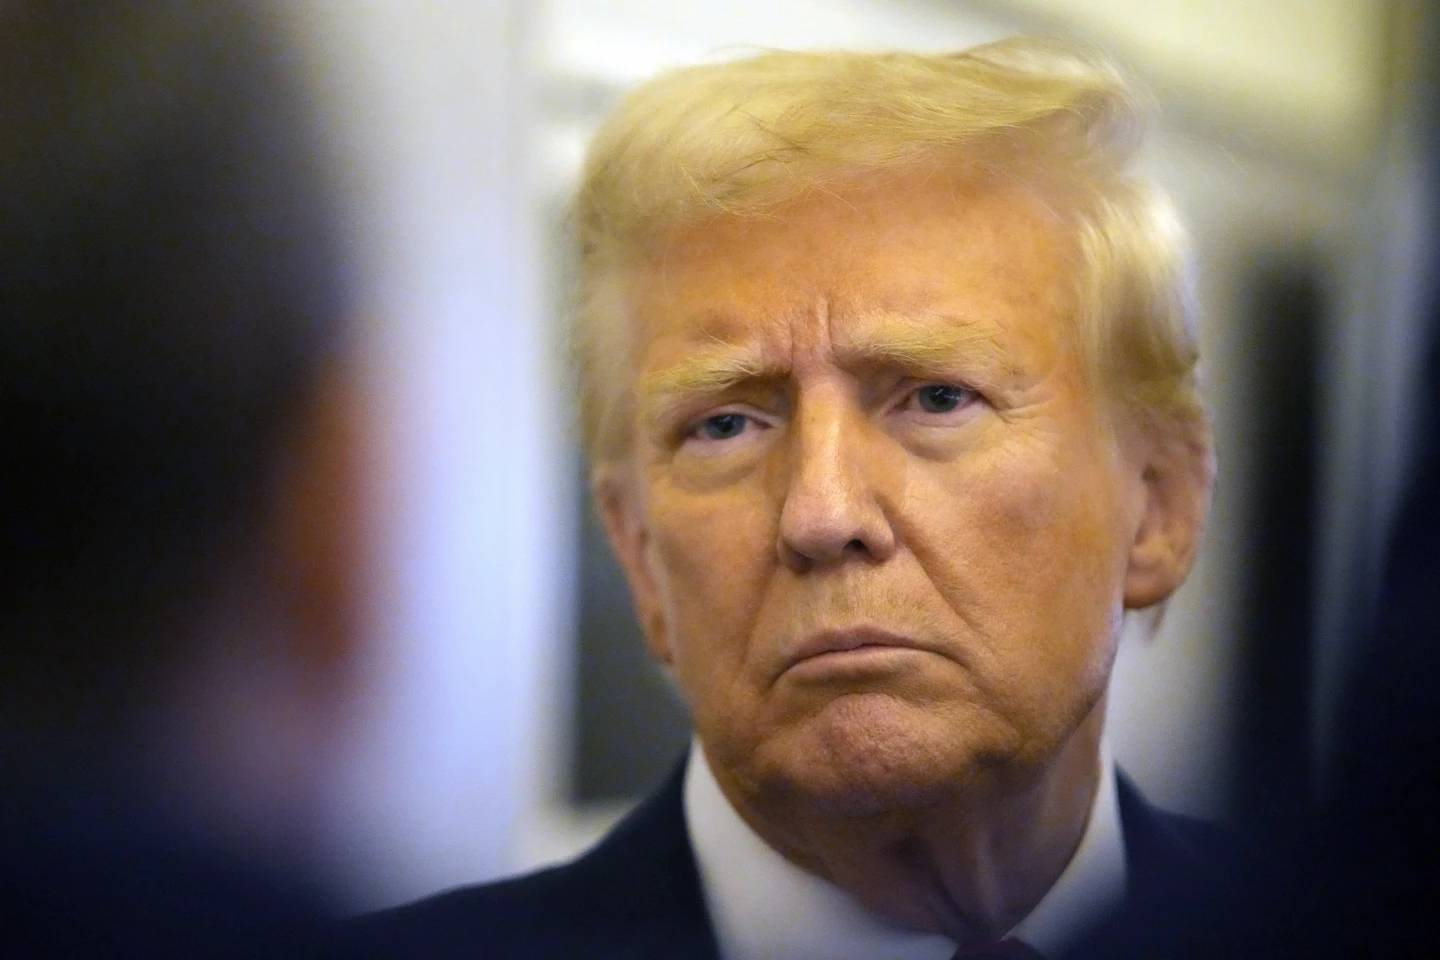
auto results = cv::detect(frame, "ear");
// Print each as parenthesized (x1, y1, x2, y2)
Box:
(1123, 417, 1216, 609)
(593, 463, 672, 665)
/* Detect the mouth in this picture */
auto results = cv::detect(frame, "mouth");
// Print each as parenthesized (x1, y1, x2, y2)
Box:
(781, 627, 936, 681)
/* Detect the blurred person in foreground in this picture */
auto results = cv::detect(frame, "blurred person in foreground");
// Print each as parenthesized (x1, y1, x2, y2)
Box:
(2, 1, 368, 954)
(361, 39, 1220, 960)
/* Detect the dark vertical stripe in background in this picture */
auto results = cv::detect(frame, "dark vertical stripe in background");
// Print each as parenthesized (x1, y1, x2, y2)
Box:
(1233, 255, 1323, 840)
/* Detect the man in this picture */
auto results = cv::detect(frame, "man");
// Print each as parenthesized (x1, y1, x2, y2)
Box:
(362, 38, 1217, 959)
(2, 2, 369, 953)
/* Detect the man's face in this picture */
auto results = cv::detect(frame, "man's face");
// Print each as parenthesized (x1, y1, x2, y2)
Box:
(603, 170, 1154, 813)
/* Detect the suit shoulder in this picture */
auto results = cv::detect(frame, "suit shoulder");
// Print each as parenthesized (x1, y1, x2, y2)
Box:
(1114, 772, 1246, 916)
(1146, 807, 1230, 865)
(1117, 773, 1229, 860)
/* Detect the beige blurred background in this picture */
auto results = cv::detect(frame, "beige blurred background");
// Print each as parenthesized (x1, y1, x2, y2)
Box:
(276, 0, 1427, 910)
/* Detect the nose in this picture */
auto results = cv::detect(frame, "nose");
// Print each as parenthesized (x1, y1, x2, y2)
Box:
(777, 395, 897, 572)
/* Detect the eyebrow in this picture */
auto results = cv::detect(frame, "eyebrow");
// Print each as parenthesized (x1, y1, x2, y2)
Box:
(637, 310, 1011, 423)
(835, 312, 1011, 375)
(639, 341, 784, 423)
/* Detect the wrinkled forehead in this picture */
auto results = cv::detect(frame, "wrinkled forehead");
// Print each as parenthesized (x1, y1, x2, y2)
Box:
(619, 170, 1085, 385)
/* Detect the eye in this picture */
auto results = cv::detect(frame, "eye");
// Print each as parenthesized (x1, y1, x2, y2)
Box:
(676, 406, 774, 456)
(692, 412, 750, 442)
(913, 383, 976, 414)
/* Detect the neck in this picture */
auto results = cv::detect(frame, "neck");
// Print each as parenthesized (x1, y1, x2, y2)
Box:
(709, 699, 1107, 943)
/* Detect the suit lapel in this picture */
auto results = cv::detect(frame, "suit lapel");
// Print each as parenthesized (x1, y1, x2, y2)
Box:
(1115, 769, 1227, 912)
(572, 758, 723, 960)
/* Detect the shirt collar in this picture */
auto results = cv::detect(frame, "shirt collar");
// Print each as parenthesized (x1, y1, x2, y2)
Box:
(683, 739, 1127, 960)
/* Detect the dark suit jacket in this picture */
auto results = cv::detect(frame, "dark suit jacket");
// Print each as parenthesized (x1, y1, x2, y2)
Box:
(354, 762, 1228, 959)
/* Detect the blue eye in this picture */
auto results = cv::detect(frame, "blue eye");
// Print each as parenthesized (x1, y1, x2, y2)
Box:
(916, 384, 970, 413)
(698, 412, 748, 440)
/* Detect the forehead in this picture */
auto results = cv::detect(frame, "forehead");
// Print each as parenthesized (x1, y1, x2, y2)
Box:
(623, 170, 1079, 376)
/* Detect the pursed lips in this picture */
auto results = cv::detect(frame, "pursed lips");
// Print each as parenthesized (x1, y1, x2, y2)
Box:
(783, 627, 936, 674)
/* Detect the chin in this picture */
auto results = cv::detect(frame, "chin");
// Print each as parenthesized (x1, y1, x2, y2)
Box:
(755, 692, 1013, 817)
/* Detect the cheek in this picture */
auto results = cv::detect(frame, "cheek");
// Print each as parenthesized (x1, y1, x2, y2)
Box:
(1006, 417, 1125, 562)
(647, 479, 777, 667)
(999, 457, 1121, 569)
(912, 426, 1130, 647)
(912, 439, 1127, 739)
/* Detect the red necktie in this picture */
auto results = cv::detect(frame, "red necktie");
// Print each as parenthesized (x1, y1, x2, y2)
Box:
(950, 938, 1043, 960)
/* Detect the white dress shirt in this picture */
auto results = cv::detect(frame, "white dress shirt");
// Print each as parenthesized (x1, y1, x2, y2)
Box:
(684, 740, 1126, 960)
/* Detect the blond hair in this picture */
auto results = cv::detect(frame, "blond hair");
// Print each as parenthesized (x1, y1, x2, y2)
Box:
(575, 38, 1205, 463)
